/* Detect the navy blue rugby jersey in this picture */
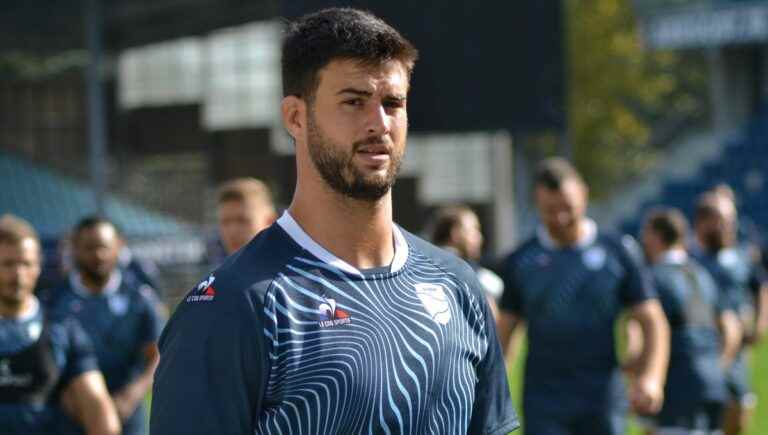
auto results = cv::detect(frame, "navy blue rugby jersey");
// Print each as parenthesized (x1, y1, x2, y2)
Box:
(649, 250, 728, 417)
(693, 245, 767, 325)
(151, 212, 518, 435)
(0, 297, 98, 434)
(47, 270, 165, 393)
(498, 220, 655, 409)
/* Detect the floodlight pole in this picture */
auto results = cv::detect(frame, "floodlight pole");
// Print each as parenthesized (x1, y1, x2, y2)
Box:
(84, 0, 107, 215)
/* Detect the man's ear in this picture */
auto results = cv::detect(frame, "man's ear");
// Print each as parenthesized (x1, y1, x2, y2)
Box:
(281, 95, 306, 141)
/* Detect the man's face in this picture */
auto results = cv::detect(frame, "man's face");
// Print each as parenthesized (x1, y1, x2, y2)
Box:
(305, 59, 409, 201)
(0, 239, 40, 308)
(641, 225, 663, 263)
(534, 179, 588, 243)
(696, 199, 736, 252)
(453, 212, 484, 261)
(218, 200, 274, 254)
(73, 224, 121, 284)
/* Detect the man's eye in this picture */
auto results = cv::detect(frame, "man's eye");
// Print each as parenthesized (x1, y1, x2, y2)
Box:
(344, 99, 364, 107)
(383, 99, 404, 109)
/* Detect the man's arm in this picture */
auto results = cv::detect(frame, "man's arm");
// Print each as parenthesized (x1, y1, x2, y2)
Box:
(468, 281, 520, 435)
(626, 299, 670, 415)
(496, 310, 523, 361)
(62, 370, 122, 435)
(150, 285, 266, 435)
(748, 284, 768, 344)
(718, 309, 743, 368)
(622, 318, 643, 373)
(113, 343, 159, 420)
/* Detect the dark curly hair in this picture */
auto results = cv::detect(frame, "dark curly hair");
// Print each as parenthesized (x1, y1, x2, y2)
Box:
(282, 8, 418, 100)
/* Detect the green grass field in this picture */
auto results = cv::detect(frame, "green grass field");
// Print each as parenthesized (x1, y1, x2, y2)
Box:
(506, 336, 768, 434)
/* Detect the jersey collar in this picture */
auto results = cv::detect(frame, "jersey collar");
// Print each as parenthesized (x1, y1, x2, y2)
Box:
(277, 211, 408, 277)
(658, 248, 688, 265)
(537, 218, 597, 250)
(69, 269, 122, 298)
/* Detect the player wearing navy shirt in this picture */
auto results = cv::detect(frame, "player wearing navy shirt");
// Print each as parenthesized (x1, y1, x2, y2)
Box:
(692, 191, 768, 435)
(496, 158, 670, 435)
(640, 208, 742, 433)
(0, 214, 119, 435)
(49, 216, 165, 435)
(151, 8, 518, 435)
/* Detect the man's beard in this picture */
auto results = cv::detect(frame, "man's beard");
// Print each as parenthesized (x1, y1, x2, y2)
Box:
(701, 230, 727, 252)
(306, 111, 403, 201)
(0, 283, 25, 309)
(76, 261, 112, 287)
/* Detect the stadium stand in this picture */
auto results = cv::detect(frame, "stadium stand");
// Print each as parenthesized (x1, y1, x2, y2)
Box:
(0, 151, 190, 239)
(620, 117, 768, 240)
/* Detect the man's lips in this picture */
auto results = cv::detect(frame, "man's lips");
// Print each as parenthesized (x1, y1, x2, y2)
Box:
(355, 144, 391, 162)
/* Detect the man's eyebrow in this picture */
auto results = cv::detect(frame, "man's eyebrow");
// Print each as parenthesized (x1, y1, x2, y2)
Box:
(385, 94, 407, 102)
(336, 88, 373, 97)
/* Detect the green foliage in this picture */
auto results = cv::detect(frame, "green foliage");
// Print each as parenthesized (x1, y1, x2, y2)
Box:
(565, 0, 709, 197)
(0, 50, 87, 80)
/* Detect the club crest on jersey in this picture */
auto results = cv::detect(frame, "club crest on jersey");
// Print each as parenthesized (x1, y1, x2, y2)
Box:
(318, 298, 351, 328)
(582, 246, 606, 271)
(415, 283, 451, 325)
(187, 275, 217, 303)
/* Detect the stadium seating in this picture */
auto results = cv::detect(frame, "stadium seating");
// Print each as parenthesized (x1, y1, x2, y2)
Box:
(0, 151, 191, 240)
(621, 118, 768, 241)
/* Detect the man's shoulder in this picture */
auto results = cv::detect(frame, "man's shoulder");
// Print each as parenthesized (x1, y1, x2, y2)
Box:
(183, 224, 297, 307)
(497, 236, 542, 272)
(593, 231, 630, 253)
(401, 228, 477, 281)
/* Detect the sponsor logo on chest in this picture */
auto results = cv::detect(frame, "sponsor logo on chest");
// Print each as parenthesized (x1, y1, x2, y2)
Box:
(318, 298, 351, 328)
(187, 275, 217, 303)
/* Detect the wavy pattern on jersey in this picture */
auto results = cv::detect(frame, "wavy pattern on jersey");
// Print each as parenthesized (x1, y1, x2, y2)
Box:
(255, 250, 488, 435)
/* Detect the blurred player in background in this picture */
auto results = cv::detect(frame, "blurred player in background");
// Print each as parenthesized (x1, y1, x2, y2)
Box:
(640, 208, 741, 435)
(692, 190, 768, 435)
(217, 177, 277, 255)
(48, 216, 165, 435)
(151, 7, 518, 435)
(496, 157, 670, 435)
(429, 204, 504, 318)
(0, 214, 120, 435)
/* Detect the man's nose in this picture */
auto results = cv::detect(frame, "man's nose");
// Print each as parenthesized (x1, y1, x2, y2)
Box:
(366, 104, 390, 136)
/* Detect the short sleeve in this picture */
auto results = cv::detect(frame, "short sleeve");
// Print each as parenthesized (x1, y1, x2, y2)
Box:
(137, 285, 166, 345)
(616, 241, 656, 307)
(149, 284, 268, 435)
(468, 281, 520, 435)
(749, 262, 767, 295)
(652, 275, 682, 326)
(59, 319, 100, 387)
(498, 253, 524, 316)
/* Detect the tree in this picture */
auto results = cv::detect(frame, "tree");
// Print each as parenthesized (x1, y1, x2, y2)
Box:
(565, 0, 708, 197)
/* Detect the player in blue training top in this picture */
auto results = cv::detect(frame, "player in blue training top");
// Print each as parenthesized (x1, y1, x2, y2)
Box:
(496, 158, 670, 435)
(150, 8, 518, 435)
(692, 190, 768, 435)
(48, 216, 165, 435)
(0, 214, 120, 435)
(640, 208, 742, 434)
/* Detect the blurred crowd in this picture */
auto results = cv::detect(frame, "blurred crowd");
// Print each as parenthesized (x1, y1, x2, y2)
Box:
(2, 158, 766, 435)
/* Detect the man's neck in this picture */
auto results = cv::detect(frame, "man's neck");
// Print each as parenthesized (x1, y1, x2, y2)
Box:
(547, 218, 591, 248)
(0, 296, 35, 319)
(79, 271, 113, 295)
(289, 182, 395, 270)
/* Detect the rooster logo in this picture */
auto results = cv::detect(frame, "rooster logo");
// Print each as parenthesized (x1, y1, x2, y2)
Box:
(318, 298, 350, 321)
